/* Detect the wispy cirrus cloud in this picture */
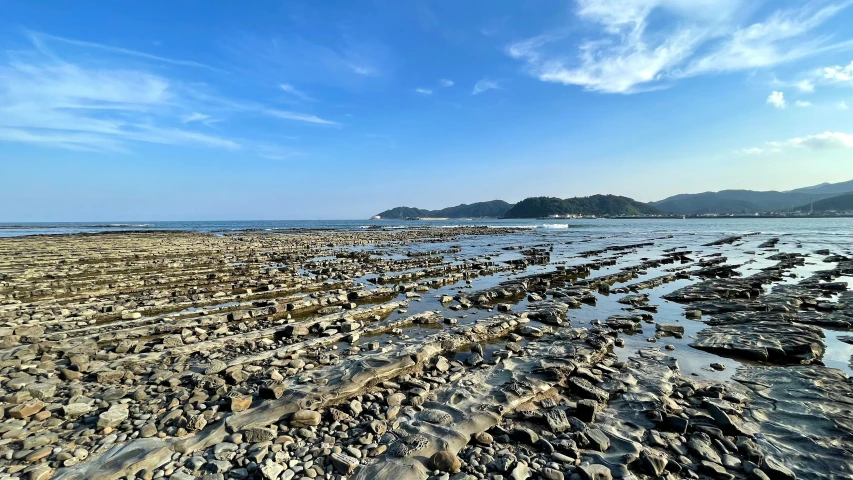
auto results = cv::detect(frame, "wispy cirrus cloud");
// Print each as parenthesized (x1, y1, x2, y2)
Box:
(255, 143, 304, 160)
(279, 83, 316, 102)
(223, 33, 388, 89)
(415, 87, 433, 95)
(506, 0, 853, 94)
(472, 78, 501, 95)
(27, 30, 224, 72)
(0, 32, 334, 155)
(0, 58, 239, 151)
(181, 112, 211, 123)
(439, 79, 454, 87)
(265, 110, 339, 125)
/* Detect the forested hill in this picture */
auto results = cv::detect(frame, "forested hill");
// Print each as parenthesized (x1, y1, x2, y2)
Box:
(376, 200, 513, 219)
(795, 193, 853, 212)
(503, 195, 659, 218)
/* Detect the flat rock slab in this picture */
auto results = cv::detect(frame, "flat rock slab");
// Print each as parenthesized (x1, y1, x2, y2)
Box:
(690, 321, 825, 364)
(735, 365, 853, 480)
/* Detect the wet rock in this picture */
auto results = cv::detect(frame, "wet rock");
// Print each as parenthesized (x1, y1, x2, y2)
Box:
(691, 321, 825, 364)
(511, 427, 540, 445)
(575, 400, 598, 423)
(578, 464, 612, 480)
(762, 457, 796, 480)
(640, 448, 668, 476)
(569, 377, 609, 403)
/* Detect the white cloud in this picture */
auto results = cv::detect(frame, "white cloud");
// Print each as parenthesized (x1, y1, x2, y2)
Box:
(0, 56, 240, 152)
(181, 112, 210, 123)
(439, 79, 454, 87)
(255, 143, 302, 160)
(349, 64, 376, 76)
(784, 60, 853, 93)
(506, 1, 853, 94)
(795, 100, 812, 107)
(265, 110, 339, 125)
(279, 83, 315, 102)
(822, 60, 853, 83)
(783, 131, 853, 150)
(0, 32, 343, 154)
(840, 100, 850, 109)
(472, 78, 501, 95)
(796, 79, 816, 92)
(742, 131, 853, 154)
(767, 91, 786, 108)
(736, 147, 767, 155)
(415, 88, 433, 95)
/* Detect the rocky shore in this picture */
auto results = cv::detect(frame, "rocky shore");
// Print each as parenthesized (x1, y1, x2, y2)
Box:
(0, 227, 851, 480)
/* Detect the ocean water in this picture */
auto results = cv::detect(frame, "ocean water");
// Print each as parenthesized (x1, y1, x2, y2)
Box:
(1, 217, 852, 238)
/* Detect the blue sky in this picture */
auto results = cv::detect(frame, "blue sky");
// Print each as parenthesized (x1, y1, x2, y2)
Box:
(1, 0, 852, 220)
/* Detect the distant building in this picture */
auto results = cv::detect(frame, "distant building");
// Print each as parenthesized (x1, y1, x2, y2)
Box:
(371, 215, 381, 220)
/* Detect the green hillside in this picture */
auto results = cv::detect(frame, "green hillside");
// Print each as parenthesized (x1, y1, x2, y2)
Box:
(376, 200, 513, 219)
(794, 193, 853, 212)
(504, 195, 659, 218)
(651, 190, 836, 214)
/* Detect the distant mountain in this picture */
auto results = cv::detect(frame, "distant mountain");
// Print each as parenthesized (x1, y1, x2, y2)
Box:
(504, 195, 659, 218)
(794, 193, 853, 212)
(376, 179, 853, 219)
(789, 179, 853, 195)
(651, 190, 838, 215)
(376, 200, 513, 219)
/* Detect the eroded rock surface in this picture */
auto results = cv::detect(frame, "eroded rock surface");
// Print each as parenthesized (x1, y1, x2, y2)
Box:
(0, 228, 850, 480)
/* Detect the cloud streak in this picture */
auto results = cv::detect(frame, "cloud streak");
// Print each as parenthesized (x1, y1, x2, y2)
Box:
(472, 78, 501, 95)
(27, 31, 223, 72)
(506, 1, 853, 93)
(265, 110, 339, 125)
(279, 83, 316, 102)
(0, 32, 336, 155)
(740, 131, 853, 154)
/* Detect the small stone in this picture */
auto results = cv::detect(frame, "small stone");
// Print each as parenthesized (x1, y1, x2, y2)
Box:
(230, 395, 252, 412)
(330, 452, 359, 475)
(140, 423, 157, 438)
(474, 431, 493, 445)
(575, 400, 598, 423)
(762, 457, 796, 480)
(640, 448, 668, 476)
(97, 406, 128, 429)
(8, 399, 44, 419)
(290, 410, 322, 427)
(430, 450, 461, 473)
(579, 464, 612, 480)
(243, 427, 275, 443)
(586, 429, 610, 452)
